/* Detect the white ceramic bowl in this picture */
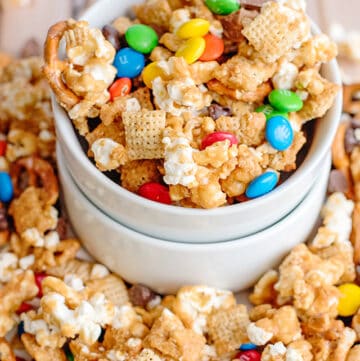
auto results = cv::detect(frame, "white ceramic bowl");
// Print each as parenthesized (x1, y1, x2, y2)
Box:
(58, 144, 331, 294)
(53, 0, 342, 243)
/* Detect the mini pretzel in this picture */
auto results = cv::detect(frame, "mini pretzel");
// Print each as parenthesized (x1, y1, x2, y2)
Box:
(343, 84, 360, 115)
(43, 21, 80, 111)
(331, 120, 355, 199)
(10, 156, 59, 205)
(351, 203, 360, 266)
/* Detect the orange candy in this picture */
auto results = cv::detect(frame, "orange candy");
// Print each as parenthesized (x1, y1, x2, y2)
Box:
(199, 34, 224, 61)
(109, 78, 132, 100)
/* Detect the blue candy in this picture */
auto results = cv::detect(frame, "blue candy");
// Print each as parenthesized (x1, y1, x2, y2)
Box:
(239, 343, 257, 351)
(18, 321, 25, 337)
(113, 48, 145, 78)
(0, 172, 13, 202)
(265, 116, 294, 151)
(245, 171, 278, 199)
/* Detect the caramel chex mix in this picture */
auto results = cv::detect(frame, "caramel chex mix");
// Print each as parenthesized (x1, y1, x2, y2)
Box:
(43, 0, 339, 208)
(2, 0, 360, 360)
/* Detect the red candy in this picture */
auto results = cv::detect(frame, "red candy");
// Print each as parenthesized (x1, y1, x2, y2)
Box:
(16, 302, 33, 314)
(201, 131, 238, 150)
(138, 182, 172, 205)
(35, 273, 47, 297)
(235, 194, 250, 203)
(235, 350, 261, 361)
(109, 77, 132, 100)
(0, 140, 6, 157)
(199, 33, 224, 61)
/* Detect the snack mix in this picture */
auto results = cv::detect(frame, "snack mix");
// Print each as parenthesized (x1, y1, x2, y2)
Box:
(0, 52, 359, 361)
(43, 0, 340, 208)
(2, 1, 360, 361)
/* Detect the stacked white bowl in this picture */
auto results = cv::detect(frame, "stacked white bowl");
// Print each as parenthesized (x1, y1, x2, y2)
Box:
(54, 0, 342, 293)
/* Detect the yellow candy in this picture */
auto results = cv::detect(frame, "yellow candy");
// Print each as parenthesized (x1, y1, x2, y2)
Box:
(338, 283, 360, 317)
(177, 19, 210, 39)
(142, 62, 164, 89)
(175, 37, 206, 64)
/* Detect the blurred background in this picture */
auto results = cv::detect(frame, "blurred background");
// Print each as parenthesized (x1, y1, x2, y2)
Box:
(0, 0, 95, 55)
(0, 0, 360, 79)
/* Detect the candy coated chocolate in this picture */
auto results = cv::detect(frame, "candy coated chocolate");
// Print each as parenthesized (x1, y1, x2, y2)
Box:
(239, 343, 257, 351)
(102, 25, 121, 51)
(268, 89, 303, 113)
(201, 132, 238, 149)
(125, 24, 158, 54)
(205, 0, 240, 15)
(177, 19, 210, 39)
(0, 172, 13, 202)
(338, 283, 360, 317)
(199, 33, 224, 61)
(235, 349, 261, 361)
(175, 37, 206, 64)
(245, 171, 278, 198)
(114, 48, 145, 78)
(266, 116, 294, 151)
(138, 182, 172, 204)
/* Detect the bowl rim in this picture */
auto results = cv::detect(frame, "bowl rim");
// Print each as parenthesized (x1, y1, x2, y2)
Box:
(53, 2, 342, 217)
(58, 143, 331, 249)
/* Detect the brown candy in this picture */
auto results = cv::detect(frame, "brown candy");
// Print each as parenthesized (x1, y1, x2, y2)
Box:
(345, 128, 359, 154)
(20, 38, 41, 58)
(102, 25, 121, 51)
(345, 119, 360, 154)
(328, 169, 349, 194)
(56, 217, 68, 240)
(219, 11, 244, 42)
(352, 118, 360, 128)
(129, 284, 157, 308)
(0, 202, 9, 246)
(0, 203, 8, 232)
(150, 24, 167, 38)
(208, 104, 232, 120)
(220, 8, 258, 43)
(239, 0, 269, 9)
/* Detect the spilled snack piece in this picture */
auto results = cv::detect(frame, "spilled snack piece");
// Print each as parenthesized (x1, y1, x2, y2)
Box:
(2, 43, 360, 361)
(43, 0, 339, 208)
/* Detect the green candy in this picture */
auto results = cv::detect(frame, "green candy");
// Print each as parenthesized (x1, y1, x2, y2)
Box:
(205, 0, 240, 15)
(256, 105, 289, 120)
(125, 24, 158, 54)
(268, 89, 303, 113)
(64, 345, 74, 361)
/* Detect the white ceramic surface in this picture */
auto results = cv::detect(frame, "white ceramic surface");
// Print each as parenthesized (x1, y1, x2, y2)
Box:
(53, 0, 342, 243)
(58, 144, 331, 294)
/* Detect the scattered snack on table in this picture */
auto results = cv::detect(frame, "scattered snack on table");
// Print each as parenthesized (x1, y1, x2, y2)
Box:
(1, 44, 360, 360)
(330, 23, 360, 63)
(43, 0, 340, 208)
(1, 109, 360, 361)
(3, 0, 360, 360)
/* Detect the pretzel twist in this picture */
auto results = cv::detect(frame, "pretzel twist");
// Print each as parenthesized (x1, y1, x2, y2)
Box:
(10, 156, 59, 206)
(343, 84, 360, 115)
(43, 21, 80, 111)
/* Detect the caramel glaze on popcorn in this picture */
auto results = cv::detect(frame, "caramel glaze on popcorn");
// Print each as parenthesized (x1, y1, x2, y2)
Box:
(2, 44, 360, 361)
(43, 0, 340, 209)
